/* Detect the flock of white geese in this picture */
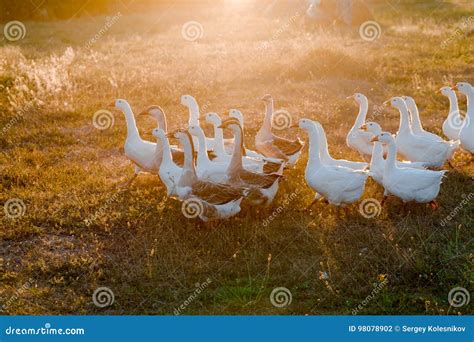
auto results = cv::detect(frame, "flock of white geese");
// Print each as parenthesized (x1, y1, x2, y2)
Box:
(109, 82, 473, 221)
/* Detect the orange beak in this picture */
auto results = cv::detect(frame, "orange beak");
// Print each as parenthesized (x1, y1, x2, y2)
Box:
(108, 101, 115, 108)
(360, 124, 367, 131)
(370, 136, 379, 143)
(452, 85, 458, 90)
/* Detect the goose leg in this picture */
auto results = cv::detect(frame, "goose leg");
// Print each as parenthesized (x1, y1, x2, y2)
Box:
(121, 165, 141, 188)
(381, 195, 388, 206)
(429, 200, 439, 210)
(305, 198, 319, 211)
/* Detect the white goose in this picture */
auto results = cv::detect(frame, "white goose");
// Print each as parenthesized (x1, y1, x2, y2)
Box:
(441, 86, 463, 141)
(346, 93, 374, 159)
(362, 122, 427, 185)
(403, 96, 445, 142)
(299, 118, 369, 206)
(388, 97, 459, 168)
(315, 122, 368, 170)
(111, 99, 158, 185)
(220, 118, 282, 206)
(454, 82, 474, 154)
(201, 113, 283, 174)
(171, 129, 246, 221)
(372, 132, 446, 206)
(255, 95, 303, 166)
(151, 128, 183, 197)
(181, 95, 233, 151)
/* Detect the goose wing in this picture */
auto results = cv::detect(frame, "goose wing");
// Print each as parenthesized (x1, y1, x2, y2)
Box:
(192, 180, 244, 205)
(239, 169, 281, 189)
(272, 135, 304, 156)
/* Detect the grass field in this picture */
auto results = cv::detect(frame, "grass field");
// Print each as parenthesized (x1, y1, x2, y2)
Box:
(0, 0, 473, 315)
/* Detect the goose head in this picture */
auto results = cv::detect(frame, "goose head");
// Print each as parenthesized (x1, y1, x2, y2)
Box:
(261, 94, 273, 105)
(111, 99, 131, 111)
(204, 112, 222, 126)
(454, 82, 474, 96)
(384, 96, 405, 109)
(347, 93, 367, 105)
(371, 132, 395, 144)
(188, 125, 203, 137)
(402, 96, 417, 111)
(219, 117, 242, 133)
(180, 95, 197, 108)
(362, 122, 383, 136)
(139, 105, 165, 119)
(151, 128, 166, 139)
(297, 118, 318, 132)
(229, 109, 244, 127)
(440, 86, 454, 97)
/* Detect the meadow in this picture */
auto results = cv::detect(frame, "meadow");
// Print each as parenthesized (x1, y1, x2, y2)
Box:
(0, 0, 473, 315)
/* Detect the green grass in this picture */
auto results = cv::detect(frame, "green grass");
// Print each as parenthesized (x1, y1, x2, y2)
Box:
(0, 0, 473, 315)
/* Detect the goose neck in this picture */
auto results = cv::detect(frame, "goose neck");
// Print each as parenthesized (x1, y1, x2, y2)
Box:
(122, 104, 140, 139)
(353, 98, 368, 128)
(447, 92, 459, 118)
(397, 104, 412, 134)
(384, 140, 397, 171)
(263, 100, 274, 131)
(228, 126, 244, 172)
(195, 128, 210, 164)
(307, 127, 322, 168)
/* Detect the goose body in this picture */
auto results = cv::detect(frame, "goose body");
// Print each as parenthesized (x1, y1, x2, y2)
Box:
(316, 122, 368, 170)
(440, 86, 463, 141)
(455, 82, 474, 153)
(300, 119, 369, 206)
(221, 118, 282, 206)
(363, 122, 427, 185)
(346, 93, 374, 158)
(255, 95, 303, 166)
(373, 132, 446, 203)
(389, 97, 459, 168)
(172, 129, 245, 221)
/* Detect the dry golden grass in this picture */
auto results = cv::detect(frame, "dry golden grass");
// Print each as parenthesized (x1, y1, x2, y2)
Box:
(0, 1, 473, 315)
